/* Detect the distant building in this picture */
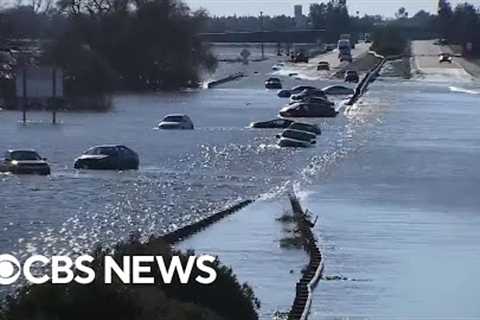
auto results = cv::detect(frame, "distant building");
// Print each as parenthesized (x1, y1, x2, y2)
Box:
(294, 5, 307, 29)
(294, 5, 302, 17)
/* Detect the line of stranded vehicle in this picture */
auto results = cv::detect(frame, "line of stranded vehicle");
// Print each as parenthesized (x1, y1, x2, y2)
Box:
(0, 114, 195, 176)
(0, 145, 140, 176)
(255, 78, 356, 148)
(2, 76, 356, 175)
(274, 83, 354, 118)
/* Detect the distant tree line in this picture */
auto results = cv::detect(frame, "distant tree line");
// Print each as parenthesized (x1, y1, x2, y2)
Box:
(207, 15, 296, 33)
(436, 0, 480, 55)
(309, 1, 350, 42)
(0, 0, 217, 110)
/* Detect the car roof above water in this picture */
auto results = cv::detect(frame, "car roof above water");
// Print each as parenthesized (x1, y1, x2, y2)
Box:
(7, 149, 38, 153)
(162, 114, 191, 120)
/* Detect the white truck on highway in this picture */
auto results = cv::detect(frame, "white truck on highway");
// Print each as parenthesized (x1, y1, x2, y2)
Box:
(337, 38, 352, 62)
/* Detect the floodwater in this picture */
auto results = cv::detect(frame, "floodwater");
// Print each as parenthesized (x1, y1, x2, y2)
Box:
(304, 78, 480, 319)
(1, 44, 480, 319)
(181, 58, 480, 317)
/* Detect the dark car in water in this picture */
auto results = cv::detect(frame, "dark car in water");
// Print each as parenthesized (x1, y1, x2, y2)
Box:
(277, 85, 318, 98)
(250, 118, 294, 129)
(265, 77, 282, 89)
(290, 52, 309, 63)
(277, 89, 292, 98)
(74, 145, 139, 170)
(322, 85, 355, 96)
(158, 114, 194, 130)
(345, 70, 359, 83)
(277, 129, 317, 148)
(288, 122, 322, 135)
(289, 88, 327, 100)
(317, 61, 330, 71)
(0, 150, 51, 175)
(279, 103, 337, 118)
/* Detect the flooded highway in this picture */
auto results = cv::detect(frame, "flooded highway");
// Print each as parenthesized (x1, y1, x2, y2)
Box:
(1, 43, 480, 318)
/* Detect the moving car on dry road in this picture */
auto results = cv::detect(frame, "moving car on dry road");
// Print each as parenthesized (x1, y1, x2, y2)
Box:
(439, 53, 453, 63)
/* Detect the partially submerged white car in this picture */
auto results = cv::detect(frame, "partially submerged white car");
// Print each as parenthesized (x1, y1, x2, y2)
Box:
(158, 114, 194, 130)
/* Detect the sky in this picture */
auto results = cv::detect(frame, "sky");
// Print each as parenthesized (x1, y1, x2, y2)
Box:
(185, 0, 480, 17)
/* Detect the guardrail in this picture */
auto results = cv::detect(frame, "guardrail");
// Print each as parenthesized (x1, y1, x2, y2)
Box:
(160, 199, 254, 244)
(287, 194, 324, 320)
(346, 51, 386, 106)
(207, 72, 245, 89)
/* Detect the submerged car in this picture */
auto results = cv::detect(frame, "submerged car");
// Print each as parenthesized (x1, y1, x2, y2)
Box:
(250, 118, 294, 129)
(277, 89, 292, 98)
(289, 95, 333, 107)
(0, 150, 50, 175)
(289, 90, 330, 105)
(345, 70, 359, 83)
(291, 85, 317, 94)
(288, 122, 322, 135)
(158, 114, 194, 130)
(339, 54, 353, 63)
(322, 85, 355, 96)
(439, 53, 453, 63)
(279, 103, 337, 118)
(265, 77, 282, 89)
(277, 129, 316, 148)
(277, 86, 318, 98)
(291, 52, 309, 63)
(272, 63, 284, 71)
(74, 145, 139, 170)
(290, 88, 327, 100)
(434, 39, 448, 46)
(317, 61, 330, 71)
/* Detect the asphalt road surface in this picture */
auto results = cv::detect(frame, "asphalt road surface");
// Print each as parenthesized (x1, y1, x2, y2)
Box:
(412, 40, 480, 79)
(273, 42, 371, 80)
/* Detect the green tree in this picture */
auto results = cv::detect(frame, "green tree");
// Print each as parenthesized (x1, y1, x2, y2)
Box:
(395, 7, 409, 19)
(309, 0, 350, 42)
(437, 0, 453, 39)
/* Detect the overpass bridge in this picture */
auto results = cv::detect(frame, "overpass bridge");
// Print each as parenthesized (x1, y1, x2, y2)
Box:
(198, 29, 325, 44)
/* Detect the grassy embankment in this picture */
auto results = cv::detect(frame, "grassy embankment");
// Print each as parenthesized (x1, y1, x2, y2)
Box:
(371, 26, 411, 78)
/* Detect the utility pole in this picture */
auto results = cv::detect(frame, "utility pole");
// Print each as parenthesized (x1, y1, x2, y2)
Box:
(260, 11, 265, 60)
(52, 67, 57, 125)
(22, 67, 27, 124)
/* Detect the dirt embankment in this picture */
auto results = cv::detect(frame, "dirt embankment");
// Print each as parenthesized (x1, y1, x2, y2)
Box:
(448, 45, 480, 78)
(381, 56, 411, 79)
(379, 41, 412, 79)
